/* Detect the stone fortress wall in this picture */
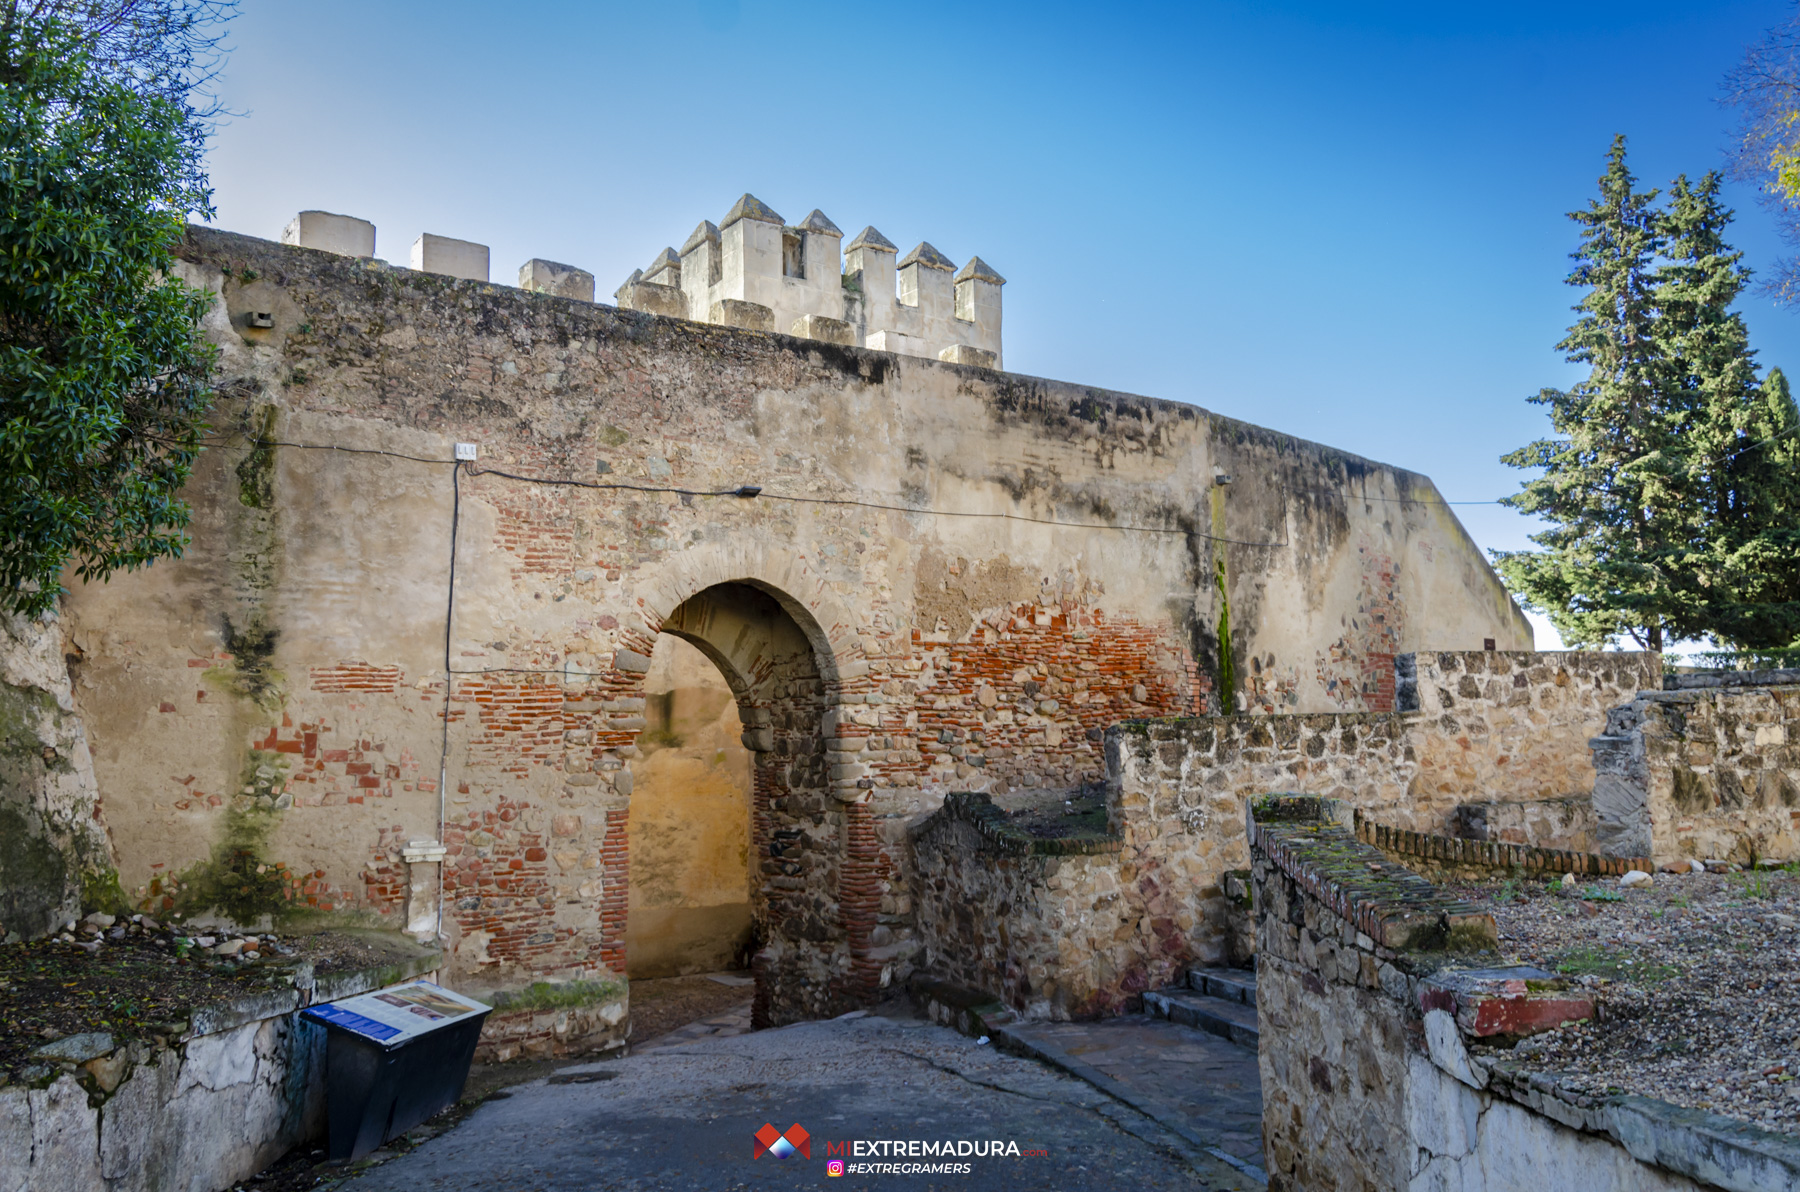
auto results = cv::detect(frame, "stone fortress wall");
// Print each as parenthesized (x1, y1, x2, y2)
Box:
(42, 204, 1528, 1027)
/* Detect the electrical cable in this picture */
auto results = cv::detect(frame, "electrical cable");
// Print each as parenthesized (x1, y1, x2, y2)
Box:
(433, 460, 461, 944)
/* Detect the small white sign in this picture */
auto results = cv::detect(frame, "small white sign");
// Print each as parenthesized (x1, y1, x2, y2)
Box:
(304, 980, 488, 1046)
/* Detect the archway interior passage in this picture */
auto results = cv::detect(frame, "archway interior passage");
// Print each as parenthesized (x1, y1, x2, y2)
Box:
(622, 580, 874, 1026)
(625, 633, 754, 978)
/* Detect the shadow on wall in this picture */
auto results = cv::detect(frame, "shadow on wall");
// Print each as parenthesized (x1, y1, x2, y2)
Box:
(626, 635, 754, 977)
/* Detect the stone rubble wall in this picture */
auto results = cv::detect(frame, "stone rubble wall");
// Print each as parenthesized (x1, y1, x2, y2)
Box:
(1099, 649, 1653, 964)
(1591, 685, 1800, 868)
(909, 793, 1160, 1019)
(904, 650, 1653, 1017)
(1251, 796, 1792, 1192)
(1451, 796, 1597, 853)
(0, 953, 436, 1192)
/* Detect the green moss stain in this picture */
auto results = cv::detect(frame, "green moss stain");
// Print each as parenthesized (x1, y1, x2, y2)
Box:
(488, 978, 627, 1013)
(207, 615, 284, 712)
(1215, 558, 1235, 714)
(163, 750, 304, 925)
(598, 423, 629, 448)
(236, 405, 279, 509)
(0, 803, 71, 934)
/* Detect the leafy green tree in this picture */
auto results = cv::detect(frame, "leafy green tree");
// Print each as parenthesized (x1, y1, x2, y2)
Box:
(0, 11, 220, 614)
(1495, 137, 1701, 651)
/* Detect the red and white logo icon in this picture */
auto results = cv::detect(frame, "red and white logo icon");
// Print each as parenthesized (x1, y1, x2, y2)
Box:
(753, 1122, 811, 1159)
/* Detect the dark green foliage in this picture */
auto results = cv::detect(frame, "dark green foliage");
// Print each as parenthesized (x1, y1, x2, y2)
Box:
(0, 15, 218, 614)
(1496, 138, 1800, 650)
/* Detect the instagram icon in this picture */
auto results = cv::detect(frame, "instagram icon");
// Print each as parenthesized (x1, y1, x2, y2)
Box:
(826, 1159, 845, 1177)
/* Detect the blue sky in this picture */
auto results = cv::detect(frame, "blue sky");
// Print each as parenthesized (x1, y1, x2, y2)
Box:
(202, 1, 1800, 648)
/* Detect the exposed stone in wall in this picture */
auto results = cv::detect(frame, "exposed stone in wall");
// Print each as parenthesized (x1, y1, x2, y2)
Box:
(1591, 683, 1800, 866)
(0, 613, 116, 942)
(1452, 796, 1596, 853)
(900, 650, 1651, 1016)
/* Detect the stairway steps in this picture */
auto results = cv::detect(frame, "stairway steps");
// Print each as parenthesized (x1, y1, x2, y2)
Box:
(1143, 987, 1259, 1049)
(1187, 967, 1257, 1007)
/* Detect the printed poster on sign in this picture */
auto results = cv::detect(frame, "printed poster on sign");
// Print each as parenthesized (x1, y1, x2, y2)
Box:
(302, 980, 489, 1046)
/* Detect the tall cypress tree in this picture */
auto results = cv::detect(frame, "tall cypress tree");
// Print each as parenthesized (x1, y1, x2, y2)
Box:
(1659, 175, 1800, 648)
(1495, 137, 1700, 650)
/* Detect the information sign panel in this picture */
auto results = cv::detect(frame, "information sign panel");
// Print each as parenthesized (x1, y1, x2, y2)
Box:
(303, 980, 489, 1047)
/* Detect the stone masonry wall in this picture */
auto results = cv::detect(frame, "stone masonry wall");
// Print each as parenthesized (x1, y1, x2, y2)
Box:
(908, 793, 1167, 1019)
(1591, 683, 1800, 867)
(53, 226, 1529, 1025)
(1098, 649, 1656, 968)
(901, 650, 1657, 1018)
(1248, 797, 1724, 1192)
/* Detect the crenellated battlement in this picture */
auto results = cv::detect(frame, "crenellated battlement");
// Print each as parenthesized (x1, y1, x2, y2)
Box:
(277, 196, 1004, 368)
(616, 194, 1003, 367)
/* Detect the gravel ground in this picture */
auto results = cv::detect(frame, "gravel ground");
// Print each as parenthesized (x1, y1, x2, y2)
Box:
(1446, 864, 1800, 1133)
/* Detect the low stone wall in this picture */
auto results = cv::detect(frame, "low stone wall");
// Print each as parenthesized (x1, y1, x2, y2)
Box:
(908, 793, 1146, 1018)
(1100, 650, 1654, 962)
(472, 977, 629, 1063)
(0, 952, 437, 1192)
(1251, 796, 1799, 1192)
(903, 650, 1655, 1016)
(1591, 683, 1800, 866)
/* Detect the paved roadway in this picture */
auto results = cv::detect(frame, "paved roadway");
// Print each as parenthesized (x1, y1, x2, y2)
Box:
(342, 1008, 1262, 1192)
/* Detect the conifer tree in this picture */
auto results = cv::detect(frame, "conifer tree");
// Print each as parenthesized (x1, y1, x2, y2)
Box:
(1660, 176, 1800, 648)
(1495, 137, 1700, 650)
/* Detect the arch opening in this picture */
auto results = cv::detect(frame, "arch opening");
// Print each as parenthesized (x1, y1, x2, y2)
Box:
(619, 581, 879, 1028)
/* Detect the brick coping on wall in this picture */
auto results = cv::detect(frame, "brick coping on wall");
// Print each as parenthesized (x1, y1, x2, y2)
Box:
(1350, 808, 1652, 877)
(1247, 794, 1497, 953)
(907, 791, 1123, 857)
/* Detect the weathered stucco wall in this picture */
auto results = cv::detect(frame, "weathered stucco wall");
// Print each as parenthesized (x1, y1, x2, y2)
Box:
(0, 613, 116, 943)
(54, 226, 1529, 1018)
(626, 635, 753, 977)
(1591, 683, 1800, 866)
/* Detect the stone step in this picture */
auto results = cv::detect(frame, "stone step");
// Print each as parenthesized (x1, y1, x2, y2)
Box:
(1187, 967, 1257, 1007)
(1143, 987, 1260, 1049)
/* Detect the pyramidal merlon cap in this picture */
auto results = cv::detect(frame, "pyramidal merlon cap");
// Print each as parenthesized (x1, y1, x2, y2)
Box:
(797, 209, 842, 236)
(682, 220, 720, 254)
(722, 193, 783, 228)
(898, 242, 955, 271)
(646, 247, 680, 273)
(954, 256, 1005, 285)
(845, 226, 897, 253)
